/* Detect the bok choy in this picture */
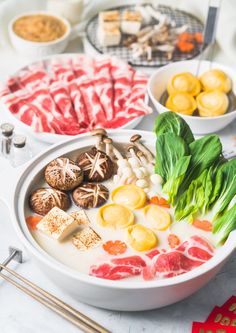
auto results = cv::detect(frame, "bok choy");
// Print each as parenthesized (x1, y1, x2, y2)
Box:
(211, 158, 236, 220)
(154, 111, 194, 145)
(155, 133, 189, 183)
(163, 155, 191, 205)
(175, 159, 225, 222)
(178, 134, 222, 195)
(154, 111, 236, 245)
(175, 169, 211, 222)
(213, 203, 236, 245)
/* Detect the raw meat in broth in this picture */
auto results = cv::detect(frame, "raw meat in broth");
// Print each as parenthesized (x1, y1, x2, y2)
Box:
(143, 236, 214, 280)
(89, 236, 214, 281)
(90, 256, 146, 281)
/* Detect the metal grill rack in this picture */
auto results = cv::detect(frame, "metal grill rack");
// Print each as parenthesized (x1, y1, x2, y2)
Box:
(86, 5, 205, 67)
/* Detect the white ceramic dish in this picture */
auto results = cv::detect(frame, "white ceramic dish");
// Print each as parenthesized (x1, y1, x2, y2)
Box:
(0, 53, 145, 144)
(147, 60, 236, 135)
(8, 11, 72, 57)
(0, 129, 235, 311)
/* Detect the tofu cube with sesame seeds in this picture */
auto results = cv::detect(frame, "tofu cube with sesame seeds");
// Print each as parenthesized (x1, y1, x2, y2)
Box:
(70, 210, 90, 226)
(37, 207, 78, 241)
(72, 227, 102, 251)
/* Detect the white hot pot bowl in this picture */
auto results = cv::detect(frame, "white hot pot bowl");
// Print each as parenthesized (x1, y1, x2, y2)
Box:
(147, 60, 236, 135)
(8, 12, 72, 57)
(1, 129, 236, 311)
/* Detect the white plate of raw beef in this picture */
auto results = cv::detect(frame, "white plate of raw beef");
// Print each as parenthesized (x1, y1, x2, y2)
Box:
(0, 54, 152, 143)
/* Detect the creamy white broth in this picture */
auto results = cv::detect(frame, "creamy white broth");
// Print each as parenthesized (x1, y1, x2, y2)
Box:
(26, 144, 217, 281)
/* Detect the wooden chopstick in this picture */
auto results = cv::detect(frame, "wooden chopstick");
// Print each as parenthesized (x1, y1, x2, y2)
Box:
(0, 264, 110, 333)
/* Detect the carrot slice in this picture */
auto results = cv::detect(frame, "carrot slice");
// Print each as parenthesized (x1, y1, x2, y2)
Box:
(150, 196, 170, 208)
(168, 234, 180, 248)
(158, 197, 170, 208)
(194, 32, 203, 43)
(150, 196, 159, 205)
(193, 219, 212, 232)
(178, 32, 194, 42)
(26, 215, 42, 230)
(103, 240, 127, 255)
(177, 41, 195, 52)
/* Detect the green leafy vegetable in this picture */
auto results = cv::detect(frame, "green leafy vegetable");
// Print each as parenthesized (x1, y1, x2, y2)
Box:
(175, 153, 225, 222)
(175, 169, 210, 222)
(153, 111, 236, 244)
(163, 155, 191, 205)
(213, 203, 236, 245)
(154, 111, 194, 145)
(206, 158, 226, 211)
(211, 158, 236, 220)
(155, 133, 189, 183)
(178, 134, 222, 195)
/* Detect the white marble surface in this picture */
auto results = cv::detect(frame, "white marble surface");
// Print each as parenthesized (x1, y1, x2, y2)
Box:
(0, 35, 236, 333)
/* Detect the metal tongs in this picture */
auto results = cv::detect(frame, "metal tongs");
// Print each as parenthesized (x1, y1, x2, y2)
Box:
(196, 0, 222, 75)
(0, 247, 110, 333)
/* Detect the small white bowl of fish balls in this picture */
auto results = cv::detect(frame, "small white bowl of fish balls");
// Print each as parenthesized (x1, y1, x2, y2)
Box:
(147, 60, 236, 134)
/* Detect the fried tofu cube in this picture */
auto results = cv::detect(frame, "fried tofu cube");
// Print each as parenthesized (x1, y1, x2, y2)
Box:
(97, 26, 121, 47)
(121, 11, 142, 35)
(37, 207, 77, 241)
(72, 227, 102, 251)
(99, 10, 120, 29)
(70, 210, 90, 226)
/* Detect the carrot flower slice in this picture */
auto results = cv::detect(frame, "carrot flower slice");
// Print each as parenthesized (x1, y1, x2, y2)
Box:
(26, 215, 42, 230)
(193, 219, 212, 232)
(168, 234, 180, 248)
(150, 196, 170, 208)
(103, 240, 127, 255)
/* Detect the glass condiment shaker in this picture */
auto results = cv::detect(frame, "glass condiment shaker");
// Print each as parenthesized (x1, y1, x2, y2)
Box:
(0, 123, 14, 158)
(10, 135, 33, 167)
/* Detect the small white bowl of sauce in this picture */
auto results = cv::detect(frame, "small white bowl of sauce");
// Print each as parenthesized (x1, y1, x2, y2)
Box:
(8, 11, 72, 57)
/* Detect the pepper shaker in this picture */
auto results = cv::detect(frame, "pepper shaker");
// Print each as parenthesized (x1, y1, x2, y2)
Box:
(0, 123, 14, 158)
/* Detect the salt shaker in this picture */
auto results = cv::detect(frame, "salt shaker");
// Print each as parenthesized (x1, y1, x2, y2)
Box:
(10, 135, 33, 167)
(0, 123, 14, 158)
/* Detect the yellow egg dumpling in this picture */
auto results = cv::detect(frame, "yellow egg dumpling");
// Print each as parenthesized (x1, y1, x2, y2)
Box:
(196, 90, 229, 117)
(143, 205, 171, 231)
(166, 92, 197, 116)
(167, 72, 201, 97)
(111, 185, 146, 210)
(125, 224, 157, 251)
(200, 69, 232, 93)
(97, 203, 134, 229)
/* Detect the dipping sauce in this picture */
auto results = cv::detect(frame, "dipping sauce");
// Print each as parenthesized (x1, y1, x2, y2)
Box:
(13, 14, 67, 42)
